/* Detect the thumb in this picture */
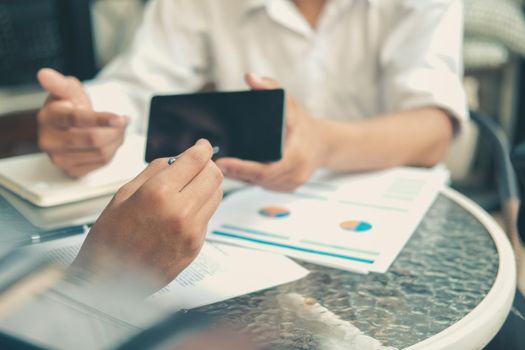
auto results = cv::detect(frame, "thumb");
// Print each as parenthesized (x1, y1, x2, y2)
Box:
(37, 68, 91, 108)
(244, 73, 281, 90)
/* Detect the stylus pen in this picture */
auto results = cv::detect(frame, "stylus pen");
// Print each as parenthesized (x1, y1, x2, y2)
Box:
(168, 146, 220, 166)
(26, 225, 88, 245)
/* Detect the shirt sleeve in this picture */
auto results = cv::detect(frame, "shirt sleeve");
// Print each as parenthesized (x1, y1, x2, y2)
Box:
(86, 0, 211, 134)
(380, 0, 468, 133)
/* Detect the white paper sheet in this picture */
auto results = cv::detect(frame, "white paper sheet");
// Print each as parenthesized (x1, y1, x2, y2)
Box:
(0, 134, 147, 207)
(27, 234, 309, 310)
(150, 243, 309, 309)
(208, 167, 448, 273)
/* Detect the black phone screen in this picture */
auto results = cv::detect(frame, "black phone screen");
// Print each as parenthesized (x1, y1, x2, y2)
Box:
(145, 89, 285, 163)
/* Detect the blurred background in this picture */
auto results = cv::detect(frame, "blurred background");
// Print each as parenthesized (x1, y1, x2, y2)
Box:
(0, 0, 524, 213)
(0, 2, 525, 349)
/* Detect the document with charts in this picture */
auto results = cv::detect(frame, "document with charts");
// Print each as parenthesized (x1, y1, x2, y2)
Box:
(207, 167, 449, 273)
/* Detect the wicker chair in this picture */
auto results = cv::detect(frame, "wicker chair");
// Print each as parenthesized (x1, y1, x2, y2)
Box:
(456, 0, 525, 208)
(463, 0, 525, 140)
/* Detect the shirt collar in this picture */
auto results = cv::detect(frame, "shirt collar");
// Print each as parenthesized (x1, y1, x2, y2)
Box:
(242, 0, 269, 15)
(240, 0, 370, 38)
(241, 0, 366, 17)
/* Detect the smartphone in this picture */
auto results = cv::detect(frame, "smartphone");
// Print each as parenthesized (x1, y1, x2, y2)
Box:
(145, 89, 285, 163)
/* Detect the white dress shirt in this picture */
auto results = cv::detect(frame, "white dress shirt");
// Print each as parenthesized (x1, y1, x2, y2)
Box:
(87, 0, 467, 134)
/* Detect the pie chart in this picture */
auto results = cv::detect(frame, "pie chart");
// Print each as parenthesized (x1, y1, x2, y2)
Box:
(259, 206, 291, 218)
(340, 220, 373, 232)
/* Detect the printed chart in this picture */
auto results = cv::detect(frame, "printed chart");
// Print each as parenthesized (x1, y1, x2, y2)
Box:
(208, 167, 448, 273)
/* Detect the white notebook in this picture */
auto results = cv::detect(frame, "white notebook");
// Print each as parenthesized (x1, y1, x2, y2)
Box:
(0, 134, 147, 207)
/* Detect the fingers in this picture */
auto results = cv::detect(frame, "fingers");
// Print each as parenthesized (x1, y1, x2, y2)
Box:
(65, 162, 108, 178)
(179, 187, 223, 263)
(244, 73, 281, 90)
(194, 187, 224, 230)
(216, 158, 274, 184)
(112, 139, 216, 208)
(216, 154, 310, 192)
(180, 160, 224, 211)
(180, 186, 223, 265)
(38, 68, 74, 99)
(192, 188, 223, 252)
(129, 140, 214, 211)
(39, 125, 125, 152)
(112, 157, 169, 205)
(39, 101, 128, 129)
(152, 139, 214, 193)
(37, 68, 91, 108)
(49, 137, 123, 168)
(37, 93, 129, 178)
(53, 137, 123, 178)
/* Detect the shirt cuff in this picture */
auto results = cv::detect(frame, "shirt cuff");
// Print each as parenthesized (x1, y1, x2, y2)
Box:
(386, 69, 469, 137)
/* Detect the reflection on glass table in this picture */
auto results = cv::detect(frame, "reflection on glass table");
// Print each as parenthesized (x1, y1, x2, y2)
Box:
(0, 188, 516, 349)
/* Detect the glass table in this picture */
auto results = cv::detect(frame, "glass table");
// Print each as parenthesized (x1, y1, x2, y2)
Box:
(0, 188, 516, 349)
(197, 188, 516, 349)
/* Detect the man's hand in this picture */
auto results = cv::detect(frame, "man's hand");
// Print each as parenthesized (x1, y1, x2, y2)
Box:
(216, 74, 328, 192)
(73, 139, 224, 290)
(37, 68, 129, 177)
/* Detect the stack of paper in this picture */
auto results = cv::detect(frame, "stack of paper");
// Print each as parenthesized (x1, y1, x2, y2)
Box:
(0, 186, 112, 231)
(0, 134, 147, 207)
(27, 234, 309, 310)
(207, 167, 448, 273)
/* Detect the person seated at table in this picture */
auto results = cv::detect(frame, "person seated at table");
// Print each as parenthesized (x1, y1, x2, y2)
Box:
(73, 139, 224, 292)
(36, 0, 467, 192)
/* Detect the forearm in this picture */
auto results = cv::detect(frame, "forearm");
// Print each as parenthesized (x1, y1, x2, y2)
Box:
(318, 108, 455, 172)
